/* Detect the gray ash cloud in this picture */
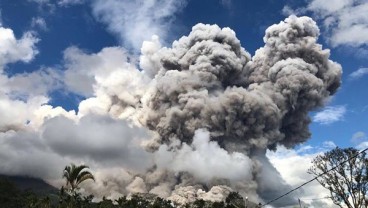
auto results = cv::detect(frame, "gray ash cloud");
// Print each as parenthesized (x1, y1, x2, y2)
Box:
(139, 15, 341, 153)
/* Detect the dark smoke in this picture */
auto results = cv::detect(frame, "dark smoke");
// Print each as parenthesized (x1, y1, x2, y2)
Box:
(107, 15, 342, 205)
(140, 15, 341, 153)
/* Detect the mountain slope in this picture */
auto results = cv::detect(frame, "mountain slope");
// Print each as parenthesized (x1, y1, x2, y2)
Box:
(0, 174, 58, 196)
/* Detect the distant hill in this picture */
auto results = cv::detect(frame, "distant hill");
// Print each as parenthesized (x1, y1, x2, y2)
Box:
(0, 174, 58, 196)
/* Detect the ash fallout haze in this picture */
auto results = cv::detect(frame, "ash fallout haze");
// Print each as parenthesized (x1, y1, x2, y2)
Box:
(0, 0, 367, 207)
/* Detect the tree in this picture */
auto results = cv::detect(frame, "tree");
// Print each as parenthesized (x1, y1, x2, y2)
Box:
(308, 147, 368, 208)
(225, 192, 245, 208)
(62, 163, 95, 194)
(0, 178, 25, 208)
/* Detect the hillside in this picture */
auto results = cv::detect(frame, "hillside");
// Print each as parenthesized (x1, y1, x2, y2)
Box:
(0, 174, 58, 196)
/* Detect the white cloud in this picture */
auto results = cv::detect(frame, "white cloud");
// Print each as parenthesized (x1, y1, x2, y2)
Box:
(351, 131, 367, 144)
(284, 0, 368, 53)
(63, 46, 129, 96)
(28, 0, 56, 12)
(28, 0, 50, 4)
(322, 141, 337, 149)
(155, 129, 253, 182)
(6, 68, 62, 99)
(0, 69, 67, 131)
(91, 0, 187, 51)
(281, 6, 298, 16)
(220, 0, 232, 9)
(0, 95, 47, 132)
(307, 0, 352, 14)
(349, 67, 368, 80)
(0, 129, 68, 179)
(31, 17, 47, 31)
(356, 141, 368, 150)
(62, 46, 149, 122)
(313, 106, 346, 125)
(0, 113, 152, 180)
(58, 0, 85, 6)
(42, 114, 153, 171)
(267, 146, 338, 207)
(0, 26, 57, 133)
(352, 131, 366, 140)
(0, 27, 39, 68)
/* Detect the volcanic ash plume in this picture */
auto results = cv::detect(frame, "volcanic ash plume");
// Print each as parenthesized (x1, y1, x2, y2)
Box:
(116, 15, 341, 205)
(139, 15, 341, 153)
(60, 15, 343, 206)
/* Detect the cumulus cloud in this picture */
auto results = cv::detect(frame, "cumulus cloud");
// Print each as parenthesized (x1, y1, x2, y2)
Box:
(0, 114, 153, 181)
(91, 0, 187, 51)
(0, 129, 68, 179)
(0, 26, 61, 134)
(63, 46, 134, 97)
(0, 27, 39, 68)
(349, 67, 368, 80)
(284, 0, 368, 54)
(42, 114, 153, 171)
(313, 106, 346, 124)
(267, 145, 338, 207)
(6, 68, 62, 99)
(155, 129, 253, 182)
(62, 46, 149, 121)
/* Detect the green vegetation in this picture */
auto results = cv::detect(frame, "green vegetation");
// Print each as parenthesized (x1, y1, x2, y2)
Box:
(0, 179, 248, 208)
(63, 163, 95, 194)
(309, 147, 368, 208)
(0, 163, 251, 208)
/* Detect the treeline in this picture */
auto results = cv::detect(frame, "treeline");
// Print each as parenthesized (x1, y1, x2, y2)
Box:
(0, 178, 249, 208)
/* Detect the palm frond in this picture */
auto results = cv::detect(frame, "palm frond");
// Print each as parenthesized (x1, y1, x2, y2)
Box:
(62, 163, 94, 192)
(76, 170, 95, 186)
(71, 165, 89, 181)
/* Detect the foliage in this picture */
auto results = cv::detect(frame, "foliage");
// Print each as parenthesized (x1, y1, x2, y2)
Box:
(225, 192, 245, 208)
(0, 164, 251, 208)
(63, 163, 95, 194)
(182, 192, 247, 208)
(0, 178, 27, 208)
(308, 147, 368, 208)
(0, 180, 250, 208)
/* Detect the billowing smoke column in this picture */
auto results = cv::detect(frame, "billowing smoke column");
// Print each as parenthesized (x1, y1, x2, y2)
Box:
(139, 15, 341, 153)
(103, 15, 342, 205)
(70, 15, 342, 206)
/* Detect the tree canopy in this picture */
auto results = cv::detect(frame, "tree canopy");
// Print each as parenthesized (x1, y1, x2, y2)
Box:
(308, 147, 368, 208)
(63, 163, 95, 194)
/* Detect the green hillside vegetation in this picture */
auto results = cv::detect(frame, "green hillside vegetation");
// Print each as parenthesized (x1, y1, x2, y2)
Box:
(0, 176, 258, 208)
(0, 174, 58, 196)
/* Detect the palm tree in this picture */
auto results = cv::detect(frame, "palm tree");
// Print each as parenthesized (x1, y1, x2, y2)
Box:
(62, 163, 95, 193)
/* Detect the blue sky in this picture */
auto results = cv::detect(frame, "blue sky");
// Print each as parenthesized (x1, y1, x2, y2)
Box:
(0, 0, 367, 206)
